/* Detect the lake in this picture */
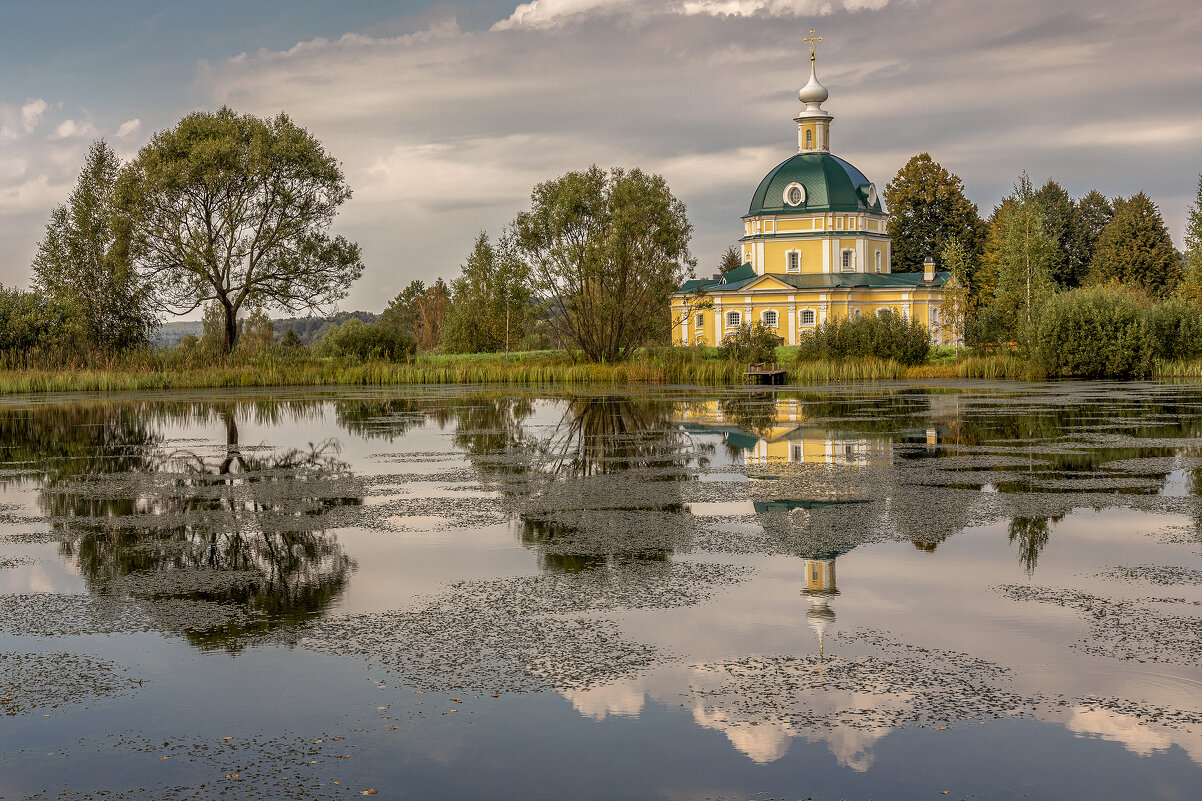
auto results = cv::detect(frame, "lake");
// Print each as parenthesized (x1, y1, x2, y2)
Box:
(1, 382, 1201, 800)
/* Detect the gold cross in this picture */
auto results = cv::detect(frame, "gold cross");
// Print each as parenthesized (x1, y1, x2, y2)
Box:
(803, 28, 822, 62)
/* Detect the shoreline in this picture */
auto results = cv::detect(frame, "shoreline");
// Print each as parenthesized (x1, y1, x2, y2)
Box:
(1, 352, 1201, 394)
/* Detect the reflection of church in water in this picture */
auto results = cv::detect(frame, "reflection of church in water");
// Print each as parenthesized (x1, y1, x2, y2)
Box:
(673, 396, 943, 652)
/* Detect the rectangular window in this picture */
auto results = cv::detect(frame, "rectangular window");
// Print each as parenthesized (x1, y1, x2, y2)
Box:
(763, 310, 778, 328)
(801, 309, 816, 325)
(841, 250, 854, 271)
(695, 312, 704, 328)
(786, 252, 800, 273)
(726, 311, 741, 328)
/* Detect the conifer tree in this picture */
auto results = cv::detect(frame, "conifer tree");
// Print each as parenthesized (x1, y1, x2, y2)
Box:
(884, 153, 984, 272)
(1089, 192, 1180, 297)
(1033, 180, 1085, 289)
(1075, 190, 1113, 273)
(718, 245, 743, 274)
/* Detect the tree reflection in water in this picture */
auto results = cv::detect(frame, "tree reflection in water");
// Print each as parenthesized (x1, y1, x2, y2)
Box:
(7, 401, 361, 653)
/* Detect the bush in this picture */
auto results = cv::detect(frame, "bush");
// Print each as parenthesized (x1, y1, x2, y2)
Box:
(1033, 287, 1155, 377)
(719, 323, 783, 364)
(318, 318, 416, 361)
(797, 310, 930, 365)
(1147, 297, 1202, 360)
(0, 287, 74, 360)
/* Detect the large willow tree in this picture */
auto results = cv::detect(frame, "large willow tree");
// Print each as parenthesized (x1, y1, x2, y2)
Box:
(119, 108, 363, 352)
(511, 166, 694, 362)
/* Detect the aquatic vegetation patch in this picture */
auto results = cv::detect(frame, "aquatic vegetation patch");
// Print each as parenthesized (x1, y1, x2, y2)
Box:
(0, 555, 34, 569)
(0, 651, 136, 715)
(295, 561, 750, 693)
(996, 584, 1202, 665)
(1075, 695, 1202, 731)
(0, 593, 258, 638)
(1098, 564, 1202, 586)
(689, 630, 1040, 733)
(22, 733, 365, 801)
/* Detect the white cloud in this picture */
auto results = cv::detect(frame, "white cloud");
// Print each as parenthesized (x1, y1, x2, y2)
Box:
(493, 0, 892, 31)
(50, 118, 97, 140)
(115, 118, 141, 139)
(20, 98, 48, 135)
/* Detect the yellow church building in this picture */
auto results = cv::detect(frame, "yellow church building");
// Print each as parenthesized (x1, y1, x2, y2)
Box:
(672, 34, 952, 347)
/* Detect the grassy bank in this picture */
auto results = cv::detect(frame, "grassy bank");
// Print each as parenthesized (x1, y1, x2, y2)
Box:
(0, 348, 1198, 395)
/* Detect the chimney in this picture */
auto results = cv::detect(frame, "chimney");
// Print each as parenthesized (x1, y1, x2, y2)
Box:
(923, 256, 935, 283)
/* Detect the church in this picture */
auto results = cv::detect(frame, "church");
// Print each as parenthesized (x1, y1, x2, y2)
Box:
(672, 33, 952, 347)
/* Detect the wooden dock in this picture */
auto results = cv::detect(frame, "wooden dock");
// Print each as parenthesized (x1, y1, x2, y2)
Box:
(745, 362, 787, 385)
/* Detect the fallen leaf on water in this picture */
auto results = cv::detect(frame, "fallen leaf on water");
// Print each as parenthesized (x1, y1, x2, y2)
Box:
(362, 791, 377, 796)
(160, 756, 170, 760)
(451, 699, 462, 703)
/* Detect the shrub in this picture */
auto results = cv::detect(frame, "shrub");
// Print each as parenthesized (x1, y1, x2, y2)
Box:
(1146, 297, 1202, 360)
(719, 323, 783, 364)
(318, 319, 416, 361)
(1033, 286, 1154, 377)
(797, 310, 930, 365)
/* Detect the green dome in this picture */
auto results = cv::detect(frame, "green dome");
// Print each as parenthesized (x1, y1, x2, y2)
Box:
(747, 153, 883, 216)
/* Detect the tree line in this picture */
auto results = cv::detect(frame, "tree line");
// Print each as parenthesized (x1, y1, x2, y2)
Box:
(5, 103, 1202, 372)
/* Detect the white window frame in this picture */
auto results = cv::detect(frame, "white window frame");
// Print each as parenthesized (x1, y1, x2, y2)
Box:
(876, 307, 894, 319)
(853, 307, 862, 320)
(761, 309, 779, 328)
(841, 249, 856, 272)
(725, 310, 742, 328)
(695, 312, 704, 328)
(874, 249, 882, 273)
(799, 308, 816, 327)
(785, 250, 801, 274)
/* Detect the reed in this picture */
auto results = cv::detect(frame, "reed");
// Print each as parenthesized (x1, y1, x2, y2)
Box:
(5, 348, 1192, 396)
(1153, 358, 1202, 378)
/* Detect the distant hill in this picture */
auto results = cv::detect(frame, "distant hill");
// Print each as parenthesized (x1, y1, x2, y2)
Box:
(153, 311, 378, 347)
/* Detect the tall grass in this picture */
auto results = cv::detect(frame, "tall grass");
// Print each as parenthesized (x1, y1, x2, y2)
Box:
(0, 346, 1189, 396)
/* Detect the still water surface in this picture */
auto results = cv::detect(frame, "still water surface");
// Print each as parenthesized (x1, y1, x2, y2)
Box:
(1, 382, 1201, 800)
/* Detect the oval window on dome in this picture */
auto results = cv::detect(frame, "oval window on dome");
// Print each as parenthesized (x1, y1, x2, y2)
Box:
(783, 182, 806, 207)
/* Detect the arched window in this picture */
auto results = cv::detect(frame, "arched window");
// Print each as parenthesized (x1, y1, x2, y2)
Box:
(875, 249, 882, 273)
(853, 308, 862, 320)
(786, 251, 801, 273)
(726, 310, 742, 328)
(762, 310, 779, 328)
(805, 129, 813, 149)
(800, 309, 816, 326)
(841, 249, 855, 271)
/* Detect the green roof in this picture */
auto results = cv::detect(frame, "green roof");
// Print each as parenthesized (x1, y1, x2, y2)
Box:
(747, 153, 882, 216)
(675, 270, 953, 295)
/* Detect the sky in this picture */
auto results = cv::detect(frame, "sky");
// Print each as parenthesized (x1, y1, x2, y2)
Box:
(2, 0, 1200, 315)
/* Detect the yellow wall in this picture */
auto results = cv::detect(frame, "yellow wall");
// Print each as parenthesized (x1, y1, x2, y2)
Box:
(672, 285, 946, 347)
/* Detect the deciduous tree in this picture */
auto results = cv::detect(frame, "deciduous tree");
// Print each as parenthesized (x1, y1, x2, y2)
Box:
(884, 153, 984, 272)
(441, 233, 532, 354)
(1179, 175, 1202, 307)
(511, 165, 695, 362)
(32, 140, 156, 354)
(119, 108, 363, 352)
(984, 174, 1057, 344)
